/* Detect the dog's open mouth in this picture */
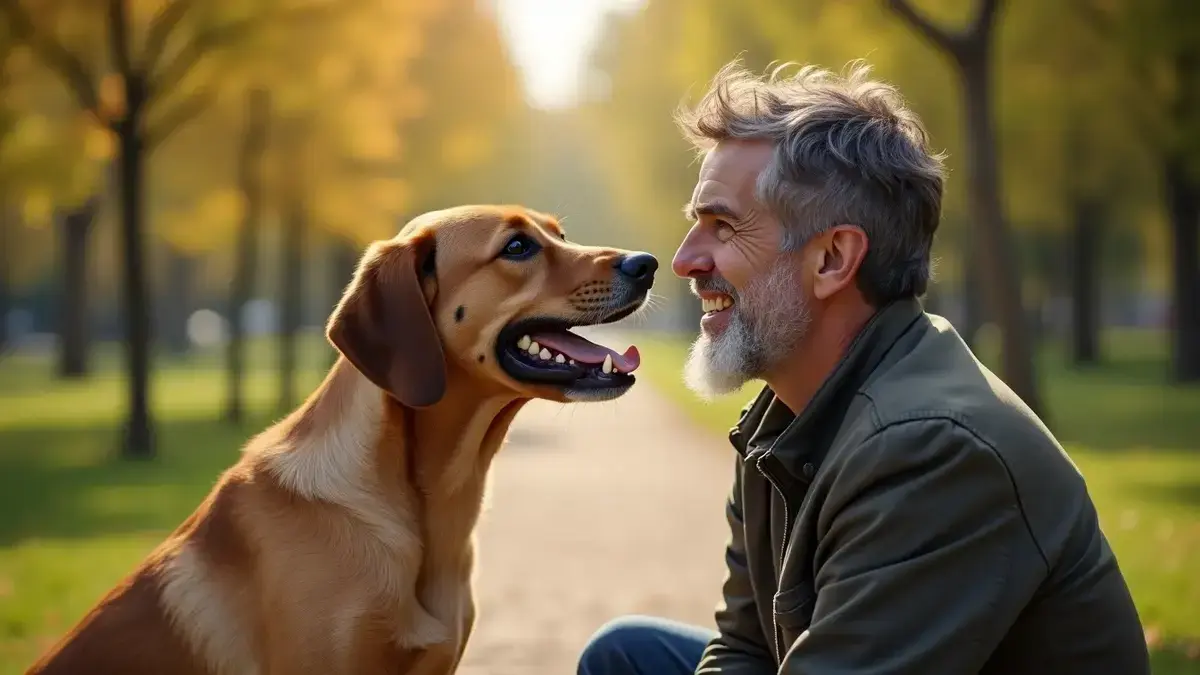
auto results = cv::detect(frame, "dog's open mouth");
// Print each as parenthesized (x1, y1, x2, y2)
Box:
(497, 317, 641, 390)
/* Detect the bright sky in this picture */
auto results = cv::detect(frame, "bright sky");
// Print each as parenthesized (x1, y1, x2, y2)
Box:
(493, 0, 644, 109)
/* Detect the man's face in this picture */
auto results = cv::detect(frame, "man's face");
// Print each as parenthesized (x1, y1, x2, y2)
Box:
(672, 139, 811, 398)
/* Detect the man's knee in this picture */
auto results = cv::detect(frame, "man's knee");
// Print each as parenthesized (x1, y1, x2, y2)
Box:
(578, 615, 706, 675)
(579, 616, 657, 673)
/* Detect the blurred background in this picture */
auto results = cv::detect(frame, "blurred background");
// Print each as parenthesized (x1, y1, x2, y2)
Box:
(0, 0, 1197, 672)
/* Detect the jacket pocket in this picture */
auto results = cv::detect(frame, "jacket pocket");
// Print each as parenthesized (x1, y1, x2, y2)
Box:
(772, 581, 816, 632)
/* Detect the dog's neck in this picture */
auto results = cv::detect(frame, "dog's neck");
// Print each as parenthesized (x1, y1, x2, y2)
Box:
(261, 357, 526, 503)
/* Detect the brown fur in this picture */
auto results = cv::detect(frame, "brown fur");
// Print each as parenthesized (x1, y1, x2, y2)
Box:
(27, 205, 652, 675)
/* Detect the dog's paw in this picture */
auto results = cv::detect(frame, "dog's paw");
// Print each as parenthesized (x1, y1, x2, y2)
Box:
(396, 604, 451, 649)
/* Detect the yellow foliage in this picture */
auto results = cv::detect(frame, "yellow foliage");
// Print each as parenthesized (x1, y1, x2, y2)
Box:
(162, 188, 247, 255)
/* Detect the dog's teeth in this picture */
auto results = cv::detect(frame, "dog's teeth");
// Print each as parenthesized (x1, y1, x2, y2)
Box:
(555, 354, 566, 364)
(517, 335, 531, 350)
(602, 354, 613, 374)
(539, 348, 552, 360)
(527, 341, 540, 355)
(569, 359, 576, 365)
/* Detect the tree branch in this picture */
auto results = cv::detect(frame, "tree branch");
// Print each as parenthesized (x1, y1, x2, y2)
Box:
(147, 16, 262, 103)
(885, 0, 962, 55)
(968, 0, 1003, 40)
(148, 0, 371, 102)
(145, 89, 213, 150)
(0, 0, 101, 117)
(107, 0, 134, 77)
(141, 0, 194, 72)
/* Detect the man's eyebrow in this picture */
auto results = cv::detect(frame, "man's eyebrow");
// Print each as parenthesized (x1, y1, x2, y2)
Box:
(683, 201, 741, 221)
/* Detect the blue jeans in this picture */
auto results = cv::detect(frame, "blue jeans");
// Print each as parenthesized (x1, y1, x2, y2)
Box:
(577, 615, 717, 675)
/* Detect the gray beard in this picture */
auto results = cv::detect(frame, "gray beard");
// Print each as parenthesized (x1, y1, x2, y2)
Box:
(684, 263, 811, 399)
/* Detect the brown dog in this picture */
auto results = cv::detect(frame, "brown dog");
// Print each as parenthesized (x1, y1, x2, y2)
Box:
(27, 205, 657, 675)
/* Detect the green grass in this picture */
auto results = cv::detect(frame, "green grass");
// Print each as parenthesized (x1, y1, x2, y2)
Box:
(631, 328, 1200, 672)
(0, 338, 328, 673)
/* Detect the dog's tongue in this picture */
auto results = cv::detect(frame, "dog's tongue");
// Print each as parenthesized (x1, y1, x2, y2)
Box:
(530, 331, 641, 372)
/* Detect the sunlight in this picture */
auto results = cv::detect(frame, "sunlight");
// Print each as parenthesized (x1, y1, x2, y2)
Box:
(493, 0, 644, 109)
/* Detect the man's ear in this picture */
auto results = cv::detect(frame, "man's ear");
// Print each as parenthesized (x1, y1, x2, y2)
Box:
(811, 225, 869, 301)
(326, 234, 446, 407)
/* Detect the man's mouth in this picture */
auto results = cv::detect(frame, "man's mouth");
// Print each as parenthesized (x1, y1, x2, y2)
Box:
(497, 317, 641, 390)
(700, 294, 734, 315)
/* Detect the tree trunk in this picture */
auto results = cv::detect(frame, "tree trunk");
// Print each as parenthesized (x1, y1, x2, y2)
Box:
(160, 247, 197, 356)
(961, 247, 985, 348)
(57, 197, 99, 378)
(116, 84, 155, 460)
(278, 199, 307, 412)
(0, 206, 11, 354)
(958, 52, 1044, 416)
(225, 88, 270, 425)
(1165, 157, 1200, 382)
(1069, 197, 1103, 366)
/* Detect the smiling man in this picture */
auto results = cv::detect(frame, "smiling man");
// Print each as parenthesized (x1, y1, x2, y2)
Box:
(576, 61, 1150, 675)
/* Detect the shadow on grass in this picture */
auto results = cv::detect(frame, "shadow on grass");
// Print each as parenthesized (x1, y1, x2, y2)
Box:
(1151, 644, 1200, 674)
(0, 417, 262, 546)
(970, 335, 1200, 454)
(1131, 480, 1200, 511)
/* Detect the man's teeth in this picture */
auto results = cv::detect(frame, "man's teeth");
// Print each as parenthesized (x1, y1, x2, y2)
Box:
(515, 335, 617, 373)
(701, 296, 733, 313)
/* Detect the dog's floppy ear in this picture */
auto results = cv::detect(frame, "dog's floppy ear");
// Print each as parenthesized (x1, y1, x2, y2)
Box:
(326, 234, 446, 407)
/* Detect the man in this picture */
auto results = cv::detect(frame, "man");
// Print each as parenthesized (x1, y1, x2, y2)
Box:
(578, 61, 1150, 675)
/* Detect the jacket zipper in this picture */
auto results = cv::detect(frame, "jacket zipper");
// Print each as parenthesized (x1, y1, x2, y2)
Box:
(757, 453, 790, 663)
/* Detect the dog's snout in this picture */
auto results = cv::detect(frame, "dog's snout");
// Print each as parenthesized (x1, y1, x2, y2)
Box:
(614, 253, 659, 285)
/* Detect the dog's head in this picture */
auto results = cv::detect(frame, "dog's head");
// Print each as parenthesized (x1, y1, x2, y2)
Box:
(326, 205, 657, 406)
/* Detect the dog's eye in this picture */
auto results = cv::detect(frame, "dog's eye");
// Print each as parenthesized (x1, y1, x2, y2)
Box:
(500, 233, 541, 260)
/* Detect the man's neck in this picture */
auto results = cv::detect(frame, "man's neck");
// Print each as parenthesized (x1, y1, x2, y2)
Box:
(766, 301, 876, 415)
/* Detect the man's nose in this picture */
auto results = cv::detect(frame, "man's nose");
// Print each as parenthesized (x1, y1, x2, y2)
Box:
(671, 226, 714, 279)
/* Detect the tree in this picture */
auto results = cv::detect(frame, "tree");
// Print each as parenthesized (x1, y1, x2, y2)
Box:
(1076, 0, 1200, 381)
(0, 29, 17, 353)
(56, 195, 100, 376)
(0, 36, 109, 375)
(0, 0, 350, 457)
(887, 0, 1044, 416)
(991, 0, 1156, 366)
(225, 88, 269, 423)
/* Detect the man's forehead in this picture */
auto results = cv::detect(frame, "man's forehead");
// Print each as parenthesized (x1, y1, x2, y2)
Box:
(691, 141, 773, 216)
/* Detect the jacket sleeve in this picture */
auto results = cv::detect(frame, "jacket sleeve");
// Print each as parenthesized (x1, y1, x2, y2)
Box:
(780, 419, 1047, 674)
(695, 456, 776, 675)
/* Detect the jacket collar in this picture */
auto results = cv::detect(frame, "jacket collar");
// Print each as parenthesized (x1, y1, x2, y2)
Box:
(728, 297, 926, 478)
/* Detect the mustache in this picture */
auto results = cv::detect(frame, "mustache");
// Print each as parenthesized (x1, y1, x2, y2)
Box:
(691, 274, 737, 297)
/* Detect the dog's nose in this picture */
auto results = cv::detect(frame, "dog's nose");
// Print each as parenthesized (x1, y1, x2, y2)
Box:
(615, 253, 659, 284)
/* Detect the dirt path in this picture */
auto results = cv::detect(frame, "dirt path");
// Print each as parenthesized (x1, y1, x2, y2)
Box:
(457, 355, 735, 674)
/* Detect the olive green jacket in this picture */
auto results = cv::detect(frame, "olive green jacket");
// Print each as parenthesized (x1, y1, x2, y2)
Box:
(698, 298, 1149, 675)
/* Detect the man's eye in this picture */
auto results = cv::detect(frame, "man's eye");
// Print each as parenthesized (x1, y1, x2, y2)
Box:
(500, 233, 541, 259)
(715, 221, 735, 241)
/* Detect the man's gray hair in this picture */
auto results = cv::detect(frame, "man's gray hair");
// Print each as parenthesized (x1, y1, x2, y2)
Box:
(675, 60, 946, 305)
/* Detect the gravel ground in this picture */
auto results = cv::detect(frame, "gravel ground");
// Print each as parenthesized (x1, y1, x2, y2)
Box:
(456, 372, 734, 675)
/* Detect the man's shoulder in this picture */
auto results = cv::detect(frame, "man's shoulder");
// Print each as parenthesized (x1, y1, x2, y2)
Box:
(828, 315, 1092, 555)
(857, 314, 1060, 461)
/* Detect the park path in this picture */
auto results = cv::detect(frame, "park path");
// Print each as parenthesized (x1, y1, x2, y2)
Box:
(456, 336, 735, 674)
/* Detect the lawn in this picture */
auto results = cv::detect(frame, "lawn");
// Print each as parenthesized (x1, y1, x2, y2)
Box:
(0, 338, 328, 673)
(0, 329, 1197, 673)
(630, 328, 1200, 673)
